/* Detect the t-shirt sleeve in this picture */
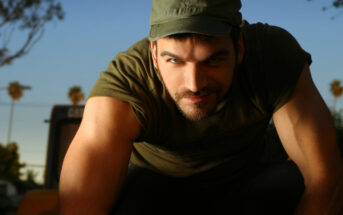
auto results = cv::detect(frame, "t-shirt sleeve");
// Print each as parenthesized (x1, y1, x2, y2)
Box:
(243, 23, 312, 114)
(88, 38, 165, 139)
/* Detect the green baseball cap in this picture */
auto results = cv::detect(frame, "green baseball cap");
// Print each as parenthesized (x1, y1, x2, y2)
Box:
(149, 0, 242, 41)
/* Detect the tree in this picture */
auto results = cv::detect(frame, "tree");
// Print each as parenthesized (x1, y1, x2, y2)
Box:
(7, 81, 31, 143)
(331, 0, 343, 8)
(333, 110, 343, 156)
(307, 0, 343, 8)
(68, 86, 84, 105)
(307, 0, 343, 19)
(330, 79, 343, 116)
(0, 142, 26, 179)
(323, 0, 343, 19)
(0, 0, 64, 67)
(25, 169, 41, 187)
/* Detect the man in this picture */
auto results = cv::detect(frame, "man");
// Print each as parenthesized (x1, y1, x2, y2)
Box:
(59, 0, 343, 214)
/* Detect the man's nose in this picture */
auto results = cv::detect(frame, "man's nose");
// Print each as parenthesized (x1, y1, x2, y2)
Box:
(184, 63, 207, 92)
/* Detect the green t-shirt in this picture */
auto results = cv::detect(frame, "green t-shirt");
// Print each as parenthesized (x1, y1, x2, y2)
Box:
(89, 23, 311, 178)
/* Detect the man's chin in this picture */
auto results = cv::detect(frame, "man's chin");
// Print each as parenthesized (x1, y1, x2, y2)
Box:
(178, 105, 213, 121)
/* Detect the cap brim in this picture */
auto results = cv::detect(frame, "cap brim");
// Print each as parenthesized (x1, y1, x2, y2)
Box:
(149, 16, 232, 41)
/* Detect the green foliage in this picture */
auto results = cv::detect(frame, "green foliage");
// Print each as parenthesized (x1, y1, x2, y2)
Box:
(25, 169, 42, 187)
(333, 0, 343, 8)
(0, 142, 26, 179)
(307, 0, 343, 8)
(329, 80, 343, 115)
(68, 86, 82, 98)
(334, 110, 343, 131)
(7, 81, 23, 100)
(307, 0, 343, 19)
(330, 80, 343, 98)
(0, 0, 64, 66)
(68, 85, 84, 105)
(334, 109, 343, 156)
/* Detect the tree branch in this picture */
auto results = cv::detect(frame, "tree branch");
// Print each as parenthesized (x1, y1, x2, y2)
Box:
(0, 0, 64, 67)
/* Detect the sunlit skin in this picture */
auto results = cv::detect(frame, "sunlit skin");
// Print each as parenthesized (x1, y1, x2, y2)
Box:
(151, 34, 244, 120)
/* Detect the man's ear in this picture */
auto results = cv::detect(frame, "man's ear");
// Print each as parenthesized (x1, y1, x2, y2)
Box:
(150, 41, 158, 68)
(237, 33, 245, 64)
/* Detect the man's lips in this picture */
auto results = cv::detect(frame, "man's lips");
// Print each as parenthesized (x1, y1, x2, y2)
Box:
(183, 94, 210, 103)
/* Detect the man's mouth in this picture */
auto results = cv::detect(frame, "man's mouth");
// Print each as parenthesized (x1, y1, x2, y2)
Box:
(175, 86, 221, 105)
(183, 94, 210, 104)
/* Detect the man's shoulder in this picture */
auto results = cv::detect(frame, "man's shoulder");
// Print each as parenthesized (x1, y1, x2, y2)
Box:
(238, 22, 311, 114)
(127, 37, 150, 52)
(241, 22, 299, 48)
(111, 37, 152, 69)
(111, 37, 156, 82)
(241, 22, 309, 64)
(242, 22, 288, 34)
(120, 37, 151, 60)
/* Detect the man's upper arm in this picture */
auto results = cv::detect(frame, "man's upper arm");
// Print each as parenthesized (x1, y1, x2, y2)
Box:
(59, 97, 140, 215)
(272, 63, 343, 185)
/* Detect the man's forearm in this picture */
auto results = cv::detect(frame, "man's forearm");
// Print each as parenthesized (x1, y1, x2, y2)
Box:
(296, 171, 343, 215)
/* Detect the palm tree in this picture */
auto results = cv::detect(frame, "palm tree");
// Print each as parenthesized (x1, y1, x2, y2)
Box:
(330, 79, 343, 116)
(68, 86, 84, 105)
(7, 81, 31, 144)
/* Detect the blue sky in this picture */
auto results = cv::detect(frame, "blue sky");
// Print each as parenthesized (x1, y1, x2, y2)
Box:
(0, 0, 342, 183)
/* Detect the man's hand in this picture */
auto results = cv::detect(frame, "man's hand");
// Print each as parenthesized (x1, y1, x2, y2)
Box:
(273, 63, 343, 214)
(59, 97, 140, 215)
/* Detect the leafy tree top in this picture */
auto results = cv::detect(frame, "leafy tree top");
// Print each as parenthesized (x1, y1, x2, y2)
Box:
(68, 85, 84, 105)
(330, 80, 343, 99)
(8, 81, 23, 100)
(0, 142, 26, 180)
(0, 0, 64, 66)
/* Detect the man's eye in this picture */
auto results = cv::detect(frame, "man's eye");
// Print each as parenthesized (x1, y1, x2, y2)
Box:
(168, 58, 181, 63)
(206, 57, 220, 63)
(203, 57, 223, 66)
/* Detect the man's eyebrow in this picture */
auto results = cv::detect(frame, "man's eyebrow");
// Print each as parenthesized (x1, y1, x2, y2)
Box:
(160, 51, 181, 59)
(203, 50, 230, 62)
(159, 49, 230, 61)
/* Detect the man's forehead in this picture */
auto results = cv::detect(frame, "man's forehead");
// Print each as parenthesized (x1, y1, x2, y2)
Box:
(158, 34, 232, 44)
(155, 34, 234, 55)
(156, 40, 232, 62)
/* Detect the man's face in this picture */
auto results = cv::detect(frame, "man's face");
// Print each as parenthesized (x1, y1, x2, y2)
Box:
(151, 34, 244, 121)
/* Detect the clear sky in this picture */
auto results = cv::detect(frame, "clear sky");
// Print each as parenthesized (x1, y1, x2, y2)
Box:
(0, 0, 342, 183)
